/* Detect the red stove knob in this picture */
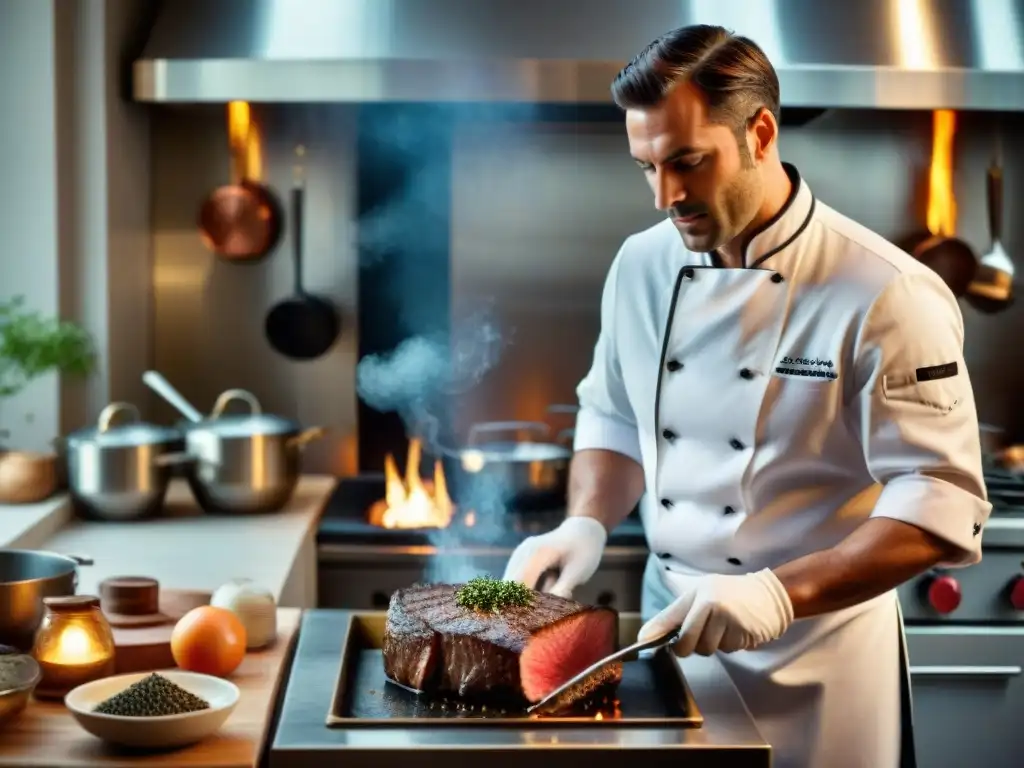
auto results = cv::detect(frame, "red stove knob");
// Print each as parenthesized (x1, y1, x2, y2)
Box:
(1010, 577, 1024, 611)
(927, 575, 962, 614)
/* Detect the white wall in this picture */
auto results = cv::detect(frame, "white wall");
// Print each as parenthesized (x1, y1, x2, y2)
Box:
(0, 0, 62, 451)
(0, 0, 155, 452)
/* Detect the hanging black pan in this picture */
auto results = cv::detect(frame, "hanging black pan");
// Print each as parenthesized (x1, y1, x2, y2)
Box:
(897, 110, 977, 297)
(265, 147, 341, 360)
(898, 231, 977, 298)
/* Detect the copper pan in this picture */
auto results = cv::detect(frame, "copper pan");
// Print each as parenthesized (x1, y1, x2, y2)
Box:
(197, 107, 283, 263)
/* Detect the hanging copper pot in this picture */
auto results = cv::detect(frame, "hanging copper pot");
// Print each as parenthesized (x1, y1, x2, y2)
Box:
(197, 102, 283, 263)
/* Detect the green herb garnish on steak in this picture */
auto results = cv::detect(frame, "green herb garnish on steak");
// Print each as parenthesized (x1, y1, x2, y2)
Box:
(456, 576, 534, 613)
(93, 673, 210, 717)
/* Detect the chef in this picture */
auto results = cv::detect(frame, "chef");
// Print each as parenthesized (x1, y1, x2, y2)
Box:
(502, 23, 990, 768)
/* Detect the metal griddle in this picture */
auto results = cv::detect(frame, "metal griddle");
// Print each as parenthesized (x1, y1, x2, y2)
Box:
(325, 613, 703, 729)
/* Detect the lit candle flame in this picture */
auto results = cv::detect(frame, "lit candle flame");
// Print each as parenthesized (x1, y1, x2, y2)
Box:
(54, 625, 103, 665)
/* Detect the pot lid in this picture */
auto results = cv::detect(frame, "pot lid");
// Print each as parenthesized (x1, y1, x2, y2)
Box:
(461, 441, 571, 464)
(67, 403, 180, 448)
(191, 412, 298, 438)
(188, 389, 299, 437)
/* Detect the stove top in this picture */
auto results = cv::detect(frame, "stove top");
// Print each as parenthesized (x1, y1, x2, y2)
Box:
(316, 466, 1024, 549)
(315, 474, 647, 548)
(983, 466, 1024, 516)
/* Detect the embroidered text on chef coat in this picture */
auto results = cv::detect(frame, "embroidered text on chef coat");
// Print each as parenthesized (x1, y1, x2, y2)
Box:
(574, 162, 991, 579)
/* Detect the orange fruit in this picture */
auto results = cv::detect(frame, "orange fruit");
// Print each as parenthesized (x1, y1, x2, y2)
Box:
(170, 605, 247, 677)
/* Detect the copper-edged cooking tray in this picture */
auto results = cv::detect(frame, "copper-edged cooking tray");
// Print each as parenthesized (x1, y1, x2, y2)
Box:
(326, 612, 703, 729)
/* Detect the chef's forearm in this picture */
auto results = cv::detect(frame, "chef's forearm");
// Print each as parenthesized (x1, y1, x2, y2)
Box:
(566, 449, 645, 533)
(772, 517, 963, 619)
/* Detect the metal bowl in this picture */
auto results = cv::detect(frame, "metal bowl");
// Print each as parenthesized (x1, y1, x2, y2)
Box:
(0, 652, 42, 726)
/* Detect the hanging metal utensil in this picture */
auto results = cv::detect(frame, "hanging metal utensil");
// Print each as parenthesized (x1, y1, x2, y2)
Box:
(966, 138, 1014, 313)
(197, 102, 283, 263)
(264, 146, 341, 360)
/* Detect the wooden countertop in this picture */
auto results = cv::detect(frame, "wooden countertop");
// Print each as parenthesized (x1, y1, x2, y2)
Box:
(0, 608, 300, 767)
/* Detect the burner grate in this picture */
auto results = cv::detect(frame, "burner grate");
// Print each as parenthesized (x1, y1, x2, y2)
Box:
(983, 467, 1024, 515)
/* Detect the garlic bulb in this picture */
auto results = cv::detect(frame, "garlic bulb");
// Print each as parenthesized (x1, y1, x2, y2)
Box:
(210, 579, 277, 649)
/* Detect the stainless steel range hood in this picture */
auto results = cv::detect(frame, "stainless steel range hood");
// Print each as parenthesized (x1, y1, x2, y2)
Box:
(134, 0, 1024, 110)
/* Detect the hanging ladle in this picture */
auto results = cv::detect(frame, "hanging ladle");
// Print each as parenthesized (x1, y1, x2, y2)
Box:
(966, 151, 1015, 313)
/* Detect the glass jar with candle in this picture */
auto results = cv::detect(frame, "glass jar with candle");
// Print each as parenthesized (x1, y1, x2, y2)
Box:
(32, 595, 116, 699)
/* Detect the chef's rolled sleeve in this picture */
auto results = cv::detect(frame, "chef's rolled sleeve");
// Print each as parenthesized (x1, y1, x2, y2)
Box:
(852, 272, 991, 566)
(574, 247, 643, 466)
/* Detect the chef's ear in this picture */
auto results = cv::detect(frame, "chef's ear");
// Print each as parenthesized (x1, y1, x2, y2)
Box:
(747, 106, 779, 162)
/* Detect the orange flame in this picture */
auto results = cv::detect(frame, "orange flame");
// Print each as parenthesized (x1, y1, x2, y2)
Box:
(926, 110, 957, 237)
(226, 100, 263, 183)
(367, 439, 455, 529)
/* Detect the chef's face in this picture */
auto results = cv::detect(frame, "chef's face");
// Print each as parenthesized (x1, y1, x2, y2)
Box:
(625, 81, 771, 253)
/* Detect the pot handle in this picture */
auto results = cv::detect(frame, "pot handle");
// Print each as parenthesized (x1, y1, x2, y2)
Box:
(286, 427, 327, 449)
(65, 554, 94, 566)
(467, 421, 551, 445)
(546, 404, 580, 416)
(211, 389, 262, 418)
(98, 402, 141, 432)
(153, 451, 197, 467)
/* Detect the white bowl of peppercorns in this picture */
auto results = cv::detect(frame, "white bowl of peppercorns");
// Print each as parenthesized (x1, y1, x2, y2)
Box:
(64, 670, 240, 748)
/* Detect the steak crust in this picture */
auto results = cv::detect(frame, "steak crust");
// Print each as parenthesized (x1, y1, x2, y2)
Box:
(381, 583, 619, 707)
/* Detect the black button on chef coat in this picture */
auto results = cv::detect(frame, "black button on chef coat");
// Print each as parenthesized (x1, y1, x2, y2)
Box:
(739, 368, 754, 380)
(730, 438, 745, 451)
(724, 505, 736, 515)
(660, 498, 674, 509)
(666, 359, 683, 372)
(727, 557, 742, 566)
(771, 273, 784, 283)
(662, 428, 677, 442)
(682, 267, 695, 279)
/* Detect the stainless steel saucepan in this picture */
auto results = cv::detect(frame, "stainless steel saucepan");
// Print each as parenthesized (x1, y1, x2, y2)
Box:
(63, 402, 187, 521)
(422, 416, 573, 510)
(0, 550, 93, 651)
(143, 371, 325, 514)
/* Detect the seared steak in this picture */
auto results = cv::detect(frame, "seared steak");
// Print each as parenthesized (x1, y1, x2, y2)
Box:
(382, 582, 621, 708)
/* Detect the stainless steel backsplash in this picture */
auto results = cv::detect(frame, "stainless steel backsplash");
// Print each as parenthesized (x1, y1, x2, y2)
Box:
(150, 106, 1024, 475)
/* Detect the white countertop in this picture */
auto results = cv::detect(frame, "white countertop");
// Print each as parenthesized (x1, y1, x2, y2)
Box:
(0, 493, 72, 550)
(28, 475, 336, 605)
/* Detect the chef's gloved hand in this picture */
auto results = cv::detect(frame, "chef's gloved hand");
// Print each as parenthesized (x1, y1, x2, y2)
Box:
(637, 569, 794, 656)
(502, 516, 607, 598)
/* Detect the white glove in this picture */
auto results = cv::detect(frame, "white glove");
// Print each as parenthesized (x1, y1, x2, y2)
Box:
(502, 516, 607, 598)
(637, 569, 794, 657)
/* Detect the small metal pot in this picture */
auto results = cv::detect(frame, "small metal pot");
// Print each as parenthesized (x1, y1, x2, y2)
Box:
(429, 421, 572, 510)
(0, 550, 93, 651)
(63, 403, 186, 521)
(181, 389, 325, 514)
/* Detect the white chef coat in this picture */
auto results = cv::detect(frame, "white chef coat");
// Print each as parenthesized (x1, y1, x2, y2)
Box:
(573, 163, 991, 768)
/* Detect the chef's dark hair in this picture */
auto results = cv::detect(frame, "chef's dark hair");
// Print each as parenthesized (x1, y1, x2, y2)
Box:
(611, 25, 781, 132)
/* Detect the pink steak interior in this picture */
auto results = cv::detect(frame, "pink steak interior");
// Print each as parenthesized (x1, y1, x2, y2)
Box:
(519, 610, 617, 703)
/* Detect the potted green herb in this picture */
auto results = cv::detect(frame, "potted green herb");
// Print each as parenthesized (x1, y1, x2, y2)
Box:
(0, 296, 96, 504)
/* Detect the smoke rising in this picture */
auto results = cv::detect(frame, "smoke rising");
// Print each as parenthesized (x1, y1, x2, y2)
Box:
(355, 303, 509, 433)
(355, 307, 520, 576)
(351, 103, 559, 584)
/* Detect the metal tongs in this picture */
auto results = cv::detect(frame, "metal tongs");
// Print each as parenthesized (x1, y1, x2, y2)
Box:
(525, 624, 682, 714)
